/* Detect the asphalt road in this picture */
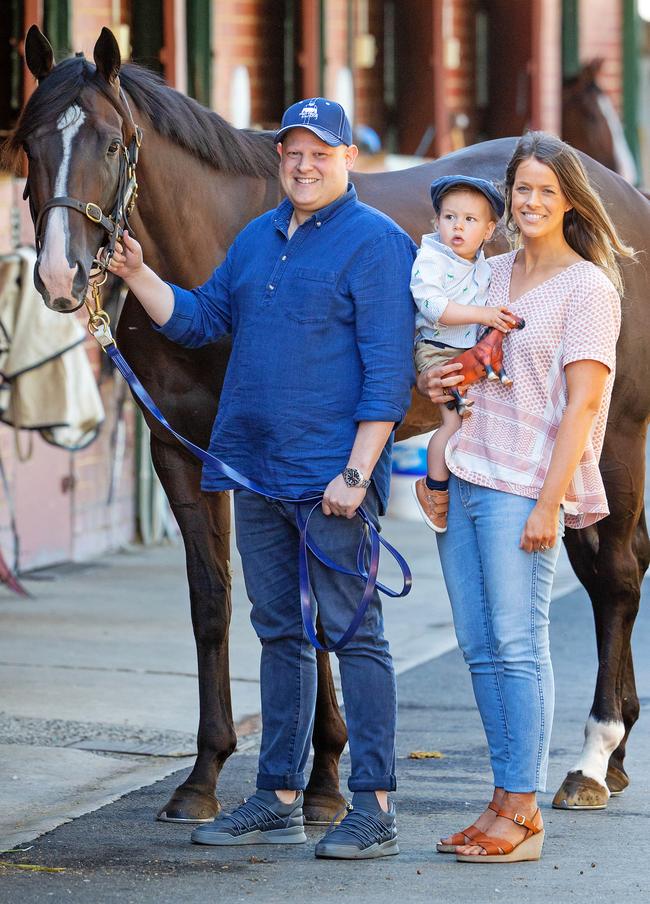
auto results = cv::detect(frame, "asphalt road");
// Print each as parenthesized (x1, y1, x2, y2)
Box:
(1, 578, 648, 904)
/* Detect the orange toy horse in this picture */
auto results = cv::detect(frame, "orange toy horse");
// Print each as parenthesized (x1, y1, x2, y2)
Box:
(447, 314, 526, 417)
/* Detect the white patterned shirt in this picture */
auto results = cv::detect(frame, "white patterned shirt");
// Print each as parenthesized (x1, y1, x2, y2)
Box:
(411, 232, 492, 349)
(446, 251, 621, 529)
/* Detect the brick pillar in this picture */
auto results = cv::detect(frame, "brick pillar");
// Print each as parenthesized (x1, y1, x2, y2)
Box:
(300, 0, 322, 99)
(161, 0, 187, 92)
(324, 0, 349, 102)
(353, 0, 385, 136)
(531, 0, 562, 133)
(442, 0, 479, 150)
(22, 0, 42, 109)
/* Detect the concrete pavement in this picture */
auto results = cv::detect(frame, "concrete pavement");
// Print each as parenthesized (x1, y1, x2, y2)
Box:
(1, 496, 580, 853)
(0, 577, 648, 903)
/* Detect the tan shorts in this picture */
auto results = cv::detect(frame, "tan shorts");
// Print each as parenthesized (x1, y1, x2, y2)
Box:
(414, 340, 465, 374)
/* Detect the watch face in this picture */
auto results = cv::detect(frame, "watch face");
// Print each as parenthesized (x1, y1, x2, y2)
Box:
(343, 467, 365, 487)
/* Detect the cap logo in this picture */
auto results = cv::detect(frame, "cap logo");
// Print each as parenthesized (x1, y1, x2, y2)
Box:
(299, 101, 319, 124)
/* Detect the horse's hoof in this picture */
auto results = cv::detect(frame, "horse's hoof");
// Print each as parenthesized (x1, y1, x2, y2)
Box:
(487, 372, 499, 382)
(552, 771, 609, 810)
(458, 407, 473, 419)
(156, 788, 221, 823)
(303, 790, 350, 826)
(606, 764, 630, 796)
(500, 376, 513, 386)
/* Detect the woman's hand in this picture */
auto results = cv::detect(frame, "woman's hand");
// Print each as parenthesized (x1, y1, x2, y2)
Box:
(478, 306, 517, 333)
(520, 500, 560, 553)
(416, 361, 464, 404)
(107, 230, 144, 283)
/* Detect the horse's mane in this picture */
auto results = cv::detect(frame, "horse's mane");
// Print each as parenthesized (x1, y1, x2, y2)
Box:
(2, 57, 278, 178)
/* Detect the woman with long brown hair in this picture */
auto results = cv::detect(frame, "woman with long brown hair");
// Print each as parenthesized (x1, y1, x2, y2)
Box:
(431, 132, 634, 863)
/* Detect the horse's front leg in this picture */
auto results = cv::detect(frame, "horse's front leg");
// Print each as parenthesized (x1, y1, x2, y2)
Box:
(553, 434, 648, 810)
(150, 437, 237, 822)
(304, 636, 349, 824)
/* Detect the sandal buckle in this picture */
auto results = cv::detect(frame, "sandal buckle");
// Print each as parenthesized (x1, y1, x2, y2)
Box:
(513, 813, 526, 825)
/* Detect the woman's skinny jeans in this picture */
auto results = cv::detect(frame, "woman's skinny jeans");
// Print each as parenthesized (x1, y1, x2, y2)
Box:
(436, 476, 564, 792)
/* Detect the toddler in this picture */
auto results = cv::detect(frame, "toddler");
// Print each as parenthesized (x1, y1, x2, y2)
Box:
(411, 175, 513, 532)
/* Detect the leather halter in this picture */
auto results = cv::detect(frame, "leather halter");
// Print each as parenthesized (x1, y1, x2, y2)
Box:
(28, 90, 142, 273)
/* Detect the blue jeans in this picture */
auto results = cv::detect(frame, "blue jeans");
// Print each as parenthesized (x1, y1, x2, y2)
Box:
(436, 476, 564, 792)
(234, 487, 397, 792)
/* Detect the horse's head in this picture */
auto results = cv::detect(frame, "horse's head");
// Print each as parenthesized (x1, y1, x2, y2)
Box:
(15, 26, 139, 312)
(562, 59, 618, 174)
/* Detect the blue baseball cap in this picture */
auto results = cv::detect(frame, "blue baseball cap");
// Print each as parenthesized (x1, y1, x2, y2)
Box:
(430, 175, 505, 219)
(274, 98, 353, 147)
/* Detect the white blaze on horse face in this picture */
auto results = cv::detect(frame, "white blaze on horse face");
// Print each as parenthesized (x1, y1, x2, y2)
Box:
(596, 93, 638, 184)
(39, 105, 86, 301)
(570, 715, 625, 790)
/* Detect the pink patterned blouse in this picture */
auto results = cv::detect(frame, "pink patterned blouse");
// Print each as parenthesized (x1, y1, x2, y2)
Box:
(446, 250, 621, 529)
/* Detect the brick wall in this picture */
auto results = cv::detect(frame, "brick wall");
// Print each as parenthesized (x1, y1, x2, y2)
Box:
(353, 0, 386, 136)
(71, 0, 115, 58)
(443, 0, 479, 149)
(580, 0, 622, 112)
(212, 0, 285, 129)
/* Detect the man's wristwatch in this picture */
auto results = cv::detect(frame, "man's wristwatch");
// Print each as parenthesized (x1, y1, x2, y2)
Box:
(341, 467, 371, 489)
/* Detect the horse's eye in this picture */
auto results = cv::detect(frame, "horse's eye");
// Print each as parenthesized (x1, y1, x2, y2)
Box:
(107, 141, 121, 156)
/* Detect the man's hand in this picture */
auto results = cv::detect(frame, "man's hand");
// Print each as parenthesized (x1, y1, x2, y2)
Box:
(107, 230, 144, 284)
(416, 361, 464, 404)
(102, 230, 175, 326)
(322, 474, 367, 518)
(478, 306, 517, 333)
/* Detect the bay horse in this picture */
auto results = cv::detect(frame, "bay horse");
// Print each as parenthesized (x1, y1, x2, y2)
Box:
(5, 26, 649, 820)
(563, 59, 638, 184)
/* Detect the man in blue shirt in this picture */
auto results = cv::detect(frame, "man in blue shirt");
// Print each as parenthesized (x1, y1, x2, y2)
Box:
(108, 98, 416, 859)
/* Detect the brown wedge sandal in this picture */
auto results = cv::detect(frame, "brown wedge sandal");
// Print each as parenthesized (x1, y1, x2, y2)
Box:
(455, 808, 544, 863)
(436, 802, 500, 853)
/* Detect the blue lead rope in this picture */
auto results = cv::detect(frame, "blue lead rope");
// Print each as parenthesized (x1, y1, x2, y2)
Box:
(100, 336, 412, 652)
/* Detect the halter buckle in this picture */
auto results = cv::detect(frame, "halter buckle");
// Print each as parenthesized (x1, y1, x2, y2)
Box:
(85, 202, 103, 224)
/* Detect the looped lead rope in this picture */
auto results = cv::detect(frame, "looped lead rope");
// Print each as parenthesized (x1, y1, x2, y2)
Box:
(88, 311, 412, 651)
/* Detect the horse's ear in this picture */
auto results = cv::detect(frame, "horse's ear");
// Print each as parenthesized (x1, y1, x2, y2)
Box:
(25, 25, 55, 82)
(93, 27, 121, 85)
(582, 57, 604, 83)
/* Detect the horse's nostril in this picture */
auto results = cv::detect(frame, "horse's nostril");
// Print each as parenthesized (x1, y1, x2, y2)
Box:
(72, 260, 88, 301)
(33, 260, 48, 300)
